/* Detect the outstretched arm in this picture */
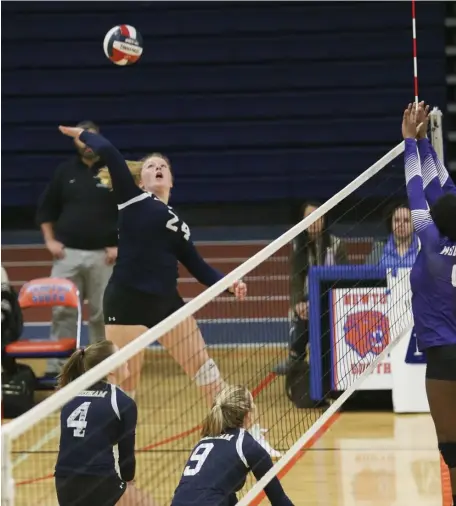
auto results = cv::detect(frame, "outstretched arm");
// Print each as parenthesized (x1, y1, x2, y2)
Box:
(404, 138, 440, 251)
(244, 436, 294, 506)
(402, 105, 440, 252)
(417, 138, 443, 205)
(178, 240, 247, 297)
(175, 217, 247, 297)
(58, 126, 142, 205)
(177, 238, 226, 288)
(429, 142, 456, 196)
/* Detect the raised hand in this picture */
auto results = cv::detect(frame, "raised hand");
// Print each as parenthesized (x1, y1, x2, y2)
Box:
(415, 101, 430, 139)
(58, 125, 84, 139)
(402, 103, 417, 140)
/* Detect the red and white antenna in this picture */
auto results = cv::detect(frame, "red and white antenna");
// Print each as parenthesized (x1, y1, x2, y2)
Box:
(412, 0, 419, 107)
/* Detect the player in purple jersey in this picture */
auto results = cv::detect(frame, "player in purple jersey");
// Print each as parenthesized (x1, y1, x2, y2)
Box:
(55, 341, 157, 506)
(403, 103, 456, 506)
(172, 385, 293, 506)
(57, 125, 280, 458)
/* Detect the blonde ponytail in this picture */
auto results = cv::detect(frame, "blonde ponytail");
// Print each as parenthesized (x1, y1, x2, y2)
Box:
(201, 385, 253, 437)
(97, 161, 143, 190)
(202, 403, 224, 437)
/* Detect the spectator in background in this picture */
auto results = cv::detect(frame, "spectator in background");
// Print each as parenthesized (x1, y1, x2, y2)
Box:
(273, 201, 348, 380)
(366, 203, 419, 268)
(36, 121, 118, 377)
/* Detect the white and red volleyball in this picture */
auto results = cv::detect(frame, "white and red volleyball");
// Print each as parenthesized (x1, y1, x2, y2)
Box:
(103, 25, 143, 66)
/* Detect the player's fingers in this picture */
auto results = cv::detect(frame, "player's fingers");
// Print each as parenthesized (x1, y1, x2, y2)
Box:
(58, 126, 74, 137)
(58, 125, 80, 138)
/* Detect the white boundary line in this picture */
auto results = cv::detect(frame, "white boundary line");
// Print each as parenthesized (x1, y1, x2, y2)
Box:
(236, 324, 412, 506)
(12, 426, 60, 469)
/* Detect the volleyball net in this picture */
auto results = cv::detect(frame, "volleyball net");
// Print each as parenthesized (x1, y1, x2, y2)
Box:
(1, 110, 444, 506)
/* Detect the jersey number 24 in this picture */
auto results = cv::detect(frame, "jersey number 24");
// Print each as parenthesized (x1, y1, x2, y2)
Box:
(166, 210, 190, 241)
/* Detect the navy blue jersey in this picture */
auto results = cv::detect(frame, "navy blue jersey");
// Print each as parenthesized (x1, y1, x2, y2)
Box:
(172, 428, 293, 506)
(404, 139, 456, 350)
(55, 382, 137, 482)
(79, 131, 224, 295)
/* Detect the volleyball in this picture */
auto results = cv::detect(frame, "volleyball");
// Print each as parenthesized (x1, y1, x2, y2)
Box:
(103, 25, 143, 66)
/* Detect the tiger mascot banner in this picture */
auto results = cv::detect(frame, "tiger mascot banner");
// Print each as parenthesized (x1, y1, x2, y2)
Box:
(329, 269, 429, 413)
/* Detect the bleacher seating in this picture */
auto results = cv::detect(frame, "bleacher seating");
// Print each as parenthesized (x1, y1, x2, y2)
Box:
(1, 2, 446, 206)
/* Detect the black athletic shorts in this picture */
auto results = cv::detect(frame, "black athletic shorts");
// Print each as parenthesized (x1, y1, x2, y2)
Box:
(425, 344, 456, 381)
(55, 474, 126, 506)
(103, 280, 185, 329)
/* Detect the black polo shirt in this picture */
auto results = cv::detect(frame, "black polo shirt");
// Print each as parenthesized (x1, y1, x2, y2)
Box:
(36, 156, 118, 250)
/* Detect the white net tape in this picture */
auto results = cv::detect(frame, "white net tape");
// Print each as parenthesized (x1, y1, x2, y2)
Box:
(3, 139, 413, 505)
(2, 140, 405, 441)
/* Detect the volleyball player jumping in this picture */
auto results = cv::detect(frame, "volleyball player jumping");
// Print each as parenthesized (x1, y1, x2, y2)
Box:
(172, 385, 293, 506)
(58, 126, 280, 458)
(402, 103, 456, 506)
(55, 340, 157, 506)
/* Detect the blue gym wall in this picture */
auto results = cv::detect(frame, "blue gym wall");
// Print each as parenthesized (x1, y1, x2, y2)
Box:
(1, 1, 447, 208)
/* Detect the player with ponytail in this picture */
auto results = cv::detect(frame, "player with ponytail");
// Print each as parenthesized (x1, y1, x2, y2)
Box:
(172, 385, 293, 506)
(55, 341, 157, 506)
(57, 125, 279, 458)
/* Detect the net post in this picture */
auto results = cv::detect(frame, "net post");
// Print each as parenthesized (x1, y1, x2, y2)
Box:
(429, 106, 444, 161)
(1, 430, 14, 506)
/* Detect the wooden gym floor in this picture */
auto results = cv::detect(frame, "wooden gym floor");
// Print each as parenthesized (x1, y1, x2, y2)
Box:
(7, 347, 450, 506)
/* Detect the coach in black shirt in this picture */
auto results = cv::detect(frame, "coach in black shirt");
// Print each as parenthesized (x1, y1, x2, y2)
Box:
(36, 121, 118, 375)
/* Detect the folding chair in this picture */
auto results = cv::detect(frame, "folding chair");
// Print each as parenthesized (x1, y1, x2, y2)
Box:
(4, 277, 81, 389)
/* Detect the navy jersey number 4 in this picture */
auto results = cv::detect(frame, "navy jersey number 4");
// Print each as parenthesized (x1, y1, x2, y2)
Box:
(55, 383, 137, 483)
(66, 401, 91, 437)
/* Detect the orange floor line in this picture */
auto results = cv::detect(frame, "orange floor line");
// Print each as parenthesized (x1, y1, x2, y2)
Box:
(440, 456, 453, 506)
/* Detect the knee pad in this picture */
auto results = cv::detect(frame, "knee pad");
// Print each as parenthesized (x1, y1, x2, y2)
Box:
(193, 359, 220, 387)
(439, 442, 456, 469)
